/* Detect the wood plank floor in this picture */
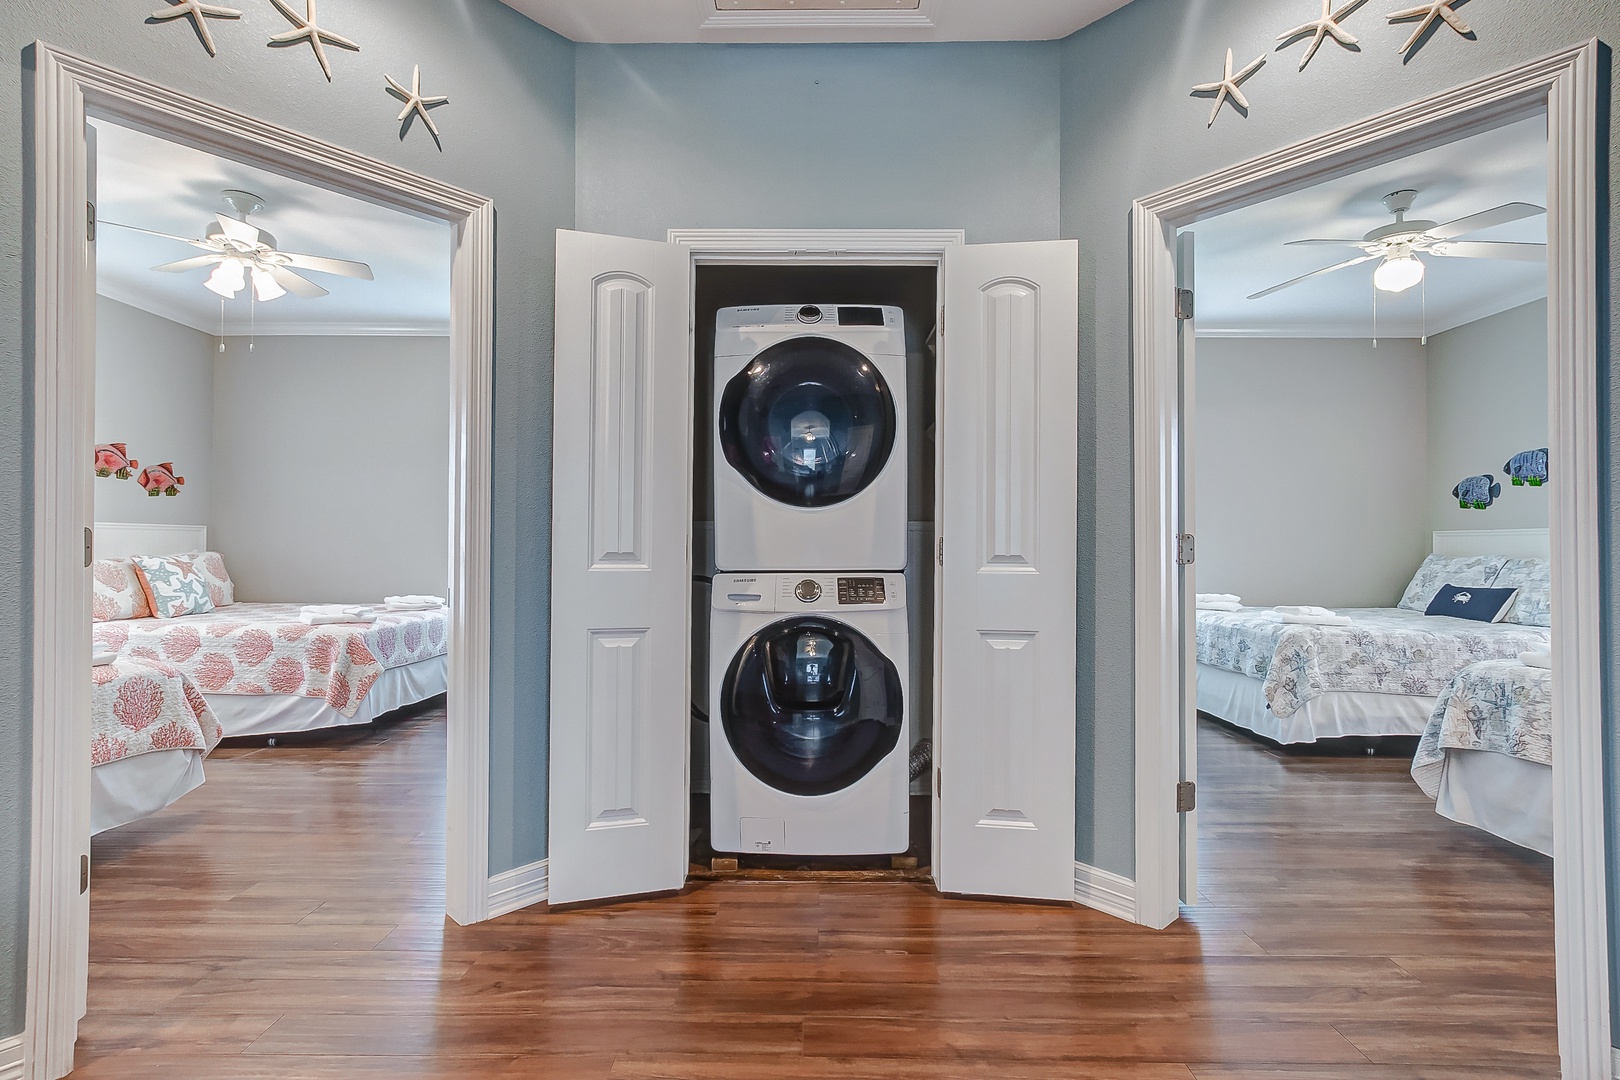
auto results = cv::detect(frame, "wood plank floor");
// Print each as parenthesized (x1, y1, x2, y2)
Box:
(79, 706, 1558, 1079)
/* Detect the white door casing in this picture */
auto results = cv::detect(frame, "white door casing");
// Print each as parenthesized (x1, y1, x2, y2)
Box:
(1176, 231, 1198, 908)
(936, 240, 1079, 902)
(548, 230, 694, 907)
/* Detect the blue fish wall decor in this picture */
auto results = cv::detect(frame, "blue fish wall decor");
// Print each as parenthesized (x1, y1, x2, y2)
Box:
(1454, 473, 1503, 510)
(1505, 448, 1549, 487)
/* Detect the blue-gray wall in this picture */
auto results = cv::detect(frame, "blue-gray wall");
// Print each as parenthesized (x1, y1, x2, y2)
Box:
(0, 0, 574, 1038)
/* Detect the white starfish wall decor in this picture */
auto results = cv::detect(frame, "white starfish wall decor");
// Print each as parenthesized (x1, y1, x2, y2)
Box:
(267, 0, 359, 81)
(1387, 0, 1474, 54)
(386, 66, 451, 148)
(1191, 49, 1267, 128)
(1277, 0, 1368, 70)
(149, 0, 242, 57)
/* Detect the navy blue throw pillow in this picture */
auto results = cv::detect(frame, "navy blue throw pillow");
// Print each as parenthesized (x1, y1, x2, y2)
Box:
(1425, 584, 1519, 623)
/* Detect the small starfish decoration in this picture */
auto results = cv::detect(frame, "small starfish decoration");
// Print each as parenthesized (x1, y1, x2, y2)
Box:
(148, 0, 242, 57)
(1277, 0, 1368, 70)
(1191, 49, 1267, 128)
(386, 66, 451, 147)
(1387, 0, 1473, 55)
(267, 0, 359, 81)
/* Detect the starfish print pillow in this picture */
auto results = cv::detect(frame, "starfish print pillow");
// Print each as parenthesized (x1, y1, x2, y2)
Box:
(130, 554, 217, 619)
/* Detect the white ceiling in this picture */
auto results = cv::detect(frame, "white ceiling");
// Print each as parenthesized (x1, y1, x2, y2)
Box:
(92, 118, 452, 337)
(1190, 116, 1548, 340)
(497, 0, 1134, 43)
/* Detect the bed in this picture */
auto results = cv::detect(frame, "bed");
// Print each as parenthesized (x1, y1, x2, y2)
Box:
(92, 656, 223, 834)
(1412, 658, 1552, 856)
(1196, 529, 1553, 744)
(94, 522, 449, 738)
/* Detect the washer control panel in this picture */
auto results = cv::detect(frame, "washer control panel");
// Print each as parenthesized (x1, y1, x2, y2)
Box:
(714, 573, 905, 613)
(836, 577, 886, 605)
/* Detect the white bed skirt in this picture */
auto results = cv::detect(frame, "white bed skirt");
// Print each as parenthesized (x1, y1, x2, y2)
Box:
(1197, 663, 1436, 744)
(208, 654, 448, 737)
(1435, 748, 1553, 857)
(91, 748, 206, 835)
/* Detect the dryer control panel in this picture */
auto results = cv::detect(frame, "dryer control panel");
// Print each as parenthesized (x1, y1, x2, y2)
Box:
(716, 304, 903, 332)
(714, 572, 906, 613)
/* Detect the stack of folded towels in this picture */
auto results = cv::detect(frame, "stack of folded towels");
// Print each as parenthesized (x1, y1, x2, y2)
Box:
(384, 594, 446, 612)
(1518, 649, 1552, 669)
(299, 604, 377, 625)
(1263, 605, 1352, 627)
(1196, 593, 1243, 612)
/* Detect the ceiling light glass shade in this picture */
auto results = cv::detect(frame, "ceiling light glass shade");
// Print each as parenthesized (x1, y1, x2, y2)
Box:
(204, 258, 246, 298)
(1374, 253, 1425, 294)
(251, 267, 287, 302)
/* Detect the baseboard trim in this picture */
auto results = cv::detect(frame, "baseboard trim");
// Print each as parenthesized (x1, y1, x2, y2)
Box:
(1074, 862, 1137, 924)
(1610, 1044, 1618, 1079)
(487, 859, 549, 918)
(0, 1033, 24, 1080)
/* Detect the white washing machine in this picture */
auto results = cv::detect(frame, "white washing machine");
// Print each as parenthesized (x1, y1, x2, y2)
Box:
(713, 304, 908, 573)
(709, 571, 909, 856)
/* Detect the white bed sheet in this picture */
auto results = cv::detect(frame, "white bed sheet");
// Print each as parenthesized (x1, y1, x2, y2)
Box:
(1434, 747, 1553, 857)
(209, 653, 447, 737)
(1197, 662, 1436, 744)
(91, 748, 206, 835)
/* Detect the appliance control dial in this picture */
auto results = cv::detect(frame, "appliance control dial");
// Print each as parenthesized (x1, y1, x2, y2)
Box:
(794, 579, 823, 603)
(796, 305, 824, 324)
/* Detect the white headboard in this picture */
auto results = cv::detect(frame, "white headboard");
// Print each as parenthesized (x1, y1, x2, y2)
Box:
(93, 522, 207, 560)
(1432, 528, 1550, 560)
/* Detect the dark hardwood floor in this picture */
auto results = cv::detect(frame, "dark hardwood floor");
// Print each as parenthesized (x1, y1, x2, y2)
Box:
(79, 707, 1558, 1078)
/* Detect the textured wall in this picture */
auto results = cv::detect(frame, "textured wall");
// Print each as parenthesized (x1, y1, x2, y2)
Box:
(0, 0, 574, 1036)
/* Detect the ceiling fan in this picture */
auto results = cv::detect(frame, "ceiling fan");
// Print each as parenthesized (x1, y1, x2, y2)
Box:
(1248, 189, 1546, 301)
(103, 190, 374, 302)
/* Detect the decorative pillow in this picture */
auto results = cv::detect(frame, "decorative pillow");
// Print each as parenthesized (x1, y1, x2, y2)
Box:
(1397, 554, 1510, 612)
(92, 559, 151, 622)
(129, 554, 217, 619)
(1425, 584, 1520, 623)
(186, 551, 236, 608)
(1492, 558, 1552, 627)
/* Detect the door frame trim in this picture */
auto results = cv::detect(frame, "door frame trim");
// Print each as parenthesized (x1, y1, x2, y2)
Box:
(26, 41, 496, 1079)
(1129, 40, 1608, 1074)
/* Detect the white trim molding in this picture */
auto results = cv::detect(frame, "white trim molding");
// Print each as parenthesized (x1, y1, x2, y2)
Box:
(667, 227, 964, 265)
(1074, 863, 1137, 924)
(1131, 40, 1608, 1074)
(96, 280, 448, 337)
(0, 1035, 24, 1080)
(487, 859, 550, 919)
(1611, 1045, 1619, 1080)
(28, 40, 497, 1080)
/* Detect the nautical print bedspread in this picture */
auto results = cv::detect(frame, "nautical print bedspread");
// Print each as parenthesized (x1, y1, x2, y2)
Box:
(1196, 607, 1551, 719)
(1411, 658, 1552, 799)
(93, 657, 223, 767)
(94, 603, 449, 717)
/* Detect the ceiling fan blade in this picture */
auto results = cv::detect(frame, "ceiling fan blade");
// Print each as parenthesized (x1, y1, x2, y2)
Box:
(151, 255, 225, 273)
(279, 252, 375, 280)
(101, 220, 214, 249)
(215, 213, 263, 246)
(1429, 240, 1547, 262)
(1248, 254, 1378, 301)
(1427, 202, 1546, 241)
(268, 265, 329, 298)
(1284, 239, 1369, 248)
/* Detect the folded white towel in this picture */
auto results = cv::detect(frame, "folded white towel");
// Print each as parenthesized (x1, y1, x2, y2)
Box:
(1519, 651, 1552, 670)
(384, 595, 445, 609)
(299, 604, 377, 625)
(1197, 601, 1244, 612)
(1197, 593, 1242, 605)
(1264, 609, 1353, 627)
(1273, 606, 1338, 618)
(93, 651, 118, 667)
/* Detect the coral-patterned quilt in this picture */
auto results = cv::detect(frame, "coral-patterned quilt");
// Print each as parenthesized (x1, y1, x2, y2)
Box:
(93, 657, 223, 767)
(94, 603, 449, 718)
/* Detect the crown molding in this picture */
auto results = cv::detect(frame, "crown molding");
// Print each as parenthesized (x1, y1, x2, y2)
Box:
(96, 283, 449, 337)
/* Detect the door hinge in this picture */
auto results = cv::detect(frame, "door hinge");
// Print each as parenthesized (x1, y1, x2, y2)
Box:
(937, 536, 944, 567)
(84, 527, 94, 568)
(87, 202, 96, 242)
(1177, 780, 1197, 814)
(935, 768, 942, 798)
(1176, 533, 1195, 566)
(938, 305, 945, 340)
(80, 853, 90, 894)
(1175, 288, 1194, 321)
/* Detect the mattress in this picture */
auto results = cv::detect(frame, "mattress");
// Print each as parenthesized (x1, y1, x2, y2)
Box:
(1197, 663, 1436, 743)
(91, 656, 222, 832)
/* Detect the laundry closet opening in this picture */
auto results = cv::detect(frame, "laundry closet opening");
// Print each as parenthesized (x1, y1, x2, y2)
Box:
(689, 263, 939, 880)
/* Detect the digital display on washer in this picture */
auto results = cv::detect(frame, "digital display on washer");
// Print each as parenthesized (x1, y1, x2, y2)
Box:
(837, 577, 886, 605)
(837, 306, 885, 326)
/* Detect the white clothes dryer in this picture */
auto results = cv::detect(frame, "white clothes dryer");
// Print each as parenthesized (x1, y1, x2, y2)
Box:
(713, 304, 908, 573)
(709, 571, 909, 856)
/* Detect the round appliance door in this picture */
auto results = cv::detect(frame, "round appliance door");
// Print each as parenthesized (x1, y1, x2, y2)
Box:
(717, 337, 897, 508)
(720, 616, 903, 797)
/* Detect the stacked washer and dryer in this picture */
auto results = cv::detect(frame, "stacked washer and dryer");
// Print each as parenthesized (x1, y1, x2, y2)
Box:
(709, 304, 912, 856)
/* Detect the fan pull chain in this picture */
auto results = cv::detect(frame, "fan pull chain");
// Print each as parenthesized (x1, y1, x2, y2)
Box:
(249, 292, 256, 353)
(1420, 274, 1428, 346)
(1372, 278, 1379, 349)
(218, 295, 226, 354)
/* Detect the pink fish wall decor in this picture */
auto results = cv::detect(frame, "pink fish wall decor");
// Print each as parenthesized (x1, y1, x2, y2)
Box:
(137, 462, 185, 497)
(94, 443, 139, 480)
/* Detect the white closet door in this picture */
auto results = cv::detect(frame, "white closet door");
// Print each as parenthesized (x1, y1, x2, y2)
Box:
(548, 230, 693, 907)
(1176, 230, 1199, 907)
(935, 240, 1079, 902)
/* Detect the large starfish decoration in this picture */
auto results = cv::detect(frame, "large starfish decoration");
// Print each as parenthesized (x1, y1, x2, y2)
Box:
(1191, 49, 1267, 128)
(267, 0, 359, 81)
(1387, 0, 1473, 54)
(1277, 0, 1368, 70)
(148, 0, 242, 57)
(386, 66, 450, 147)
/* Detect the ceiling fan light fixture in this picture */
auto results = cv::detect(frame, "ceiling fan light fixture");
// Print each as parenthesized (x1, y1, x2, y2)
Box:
(204, 258, 247, 298)
(1374, 253, 1425, 294)
(251, 267, 287, 302)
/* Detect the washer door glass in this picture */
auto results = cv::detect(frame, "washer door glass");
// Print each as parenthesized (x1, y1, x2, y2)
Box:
(721, 617, 903, 797)
(718, 337, 897, 508)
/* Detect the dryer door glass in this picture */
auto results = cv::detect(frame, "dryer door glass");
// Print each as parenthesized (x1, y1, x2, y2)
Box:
(721, 616, 904, 797)
(718, 337, 897, 508)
